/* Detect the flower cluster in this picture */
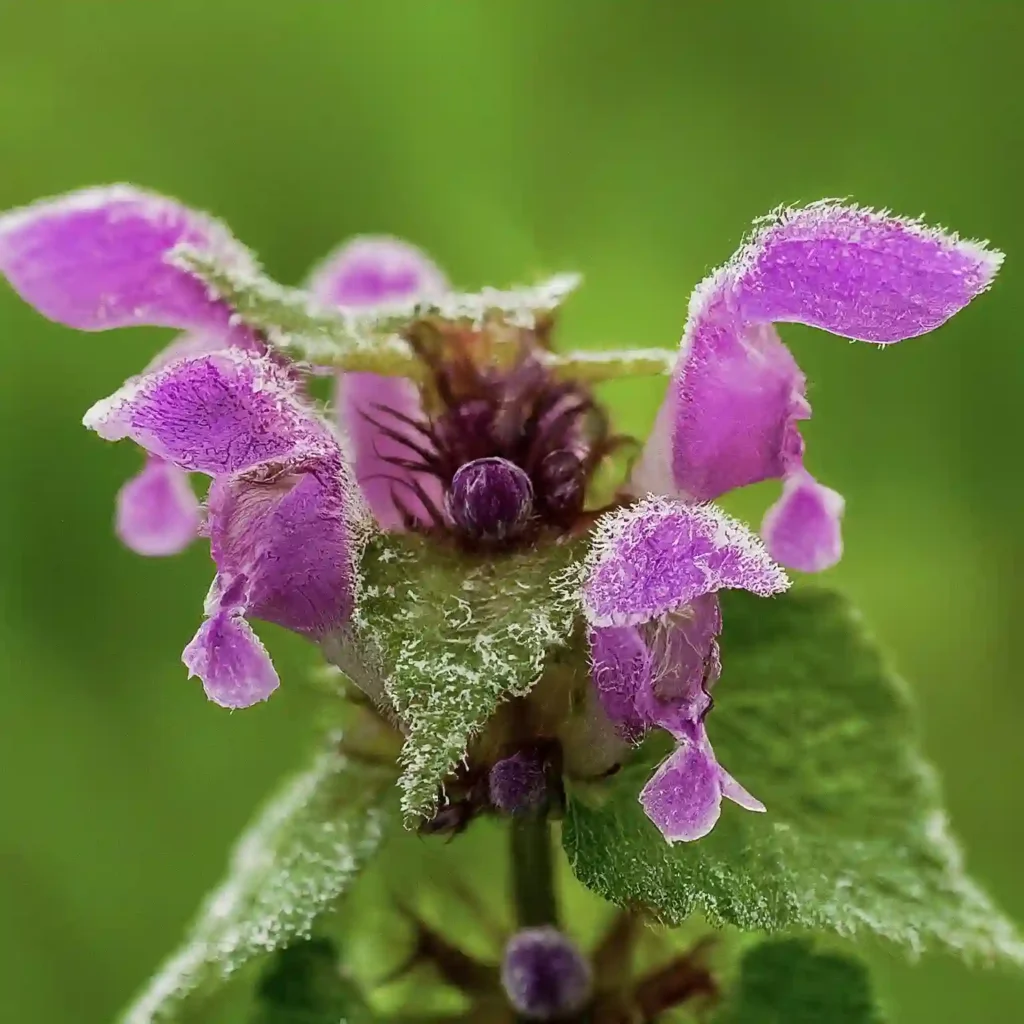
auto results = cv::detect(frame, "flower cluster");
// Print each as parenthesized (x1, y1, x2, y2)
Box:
(0, 186, 999, 842)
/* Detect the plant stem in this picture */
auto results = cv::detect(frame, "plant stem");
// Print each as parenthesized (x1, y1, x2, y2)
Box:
(510, 812, 559, 929)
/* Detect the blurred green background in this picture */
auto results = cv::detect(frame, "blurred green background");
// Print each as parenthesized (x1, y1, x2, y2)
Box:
(0, 1, 1021, 1021)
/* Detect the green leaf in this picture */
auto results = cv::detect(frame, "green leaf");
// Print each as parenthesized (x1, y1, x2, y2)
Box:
(713, 939, 885, 1024)
(171, 247, 674, 383)
(252, 939, 375, 1024)
(563, 588, 1024, 964)
(345, 532, 586, 821)
(120, 736, 397, 1024)
(172, 246, 578, 370)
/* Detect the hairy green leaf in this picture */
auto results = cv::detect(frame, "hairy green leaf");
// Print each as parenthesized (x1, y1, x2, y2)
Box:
(120, 737, 397, 1024)
(349, 532, 586, 821)
(714, 939, 885, 1024)
(252, 938, 375, 1024)
(564, 588, 1024, 964)
(171, 247, 673, 383)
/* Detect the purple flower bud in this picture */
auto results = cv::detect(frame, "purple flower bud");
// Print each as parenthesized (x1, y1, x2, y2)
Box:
(502, 927, 592, 1020)
(446, 457, 534, 542)
(489, 751, 548, 813)
(536, 450, 585, 525)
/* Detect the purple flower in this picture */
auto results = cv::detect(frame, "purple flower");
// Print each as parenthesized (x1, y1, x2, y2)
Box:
(501, 927, 592, 1019)
(0, 186, 999, 842)
(631, 201, 1001, 571)
(84, 349, 368, 708)
(584, 498, 784, 841)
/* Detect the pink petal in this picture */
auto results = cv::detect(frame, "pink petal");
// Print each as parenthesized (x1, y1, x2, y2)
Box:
(582, 496, 789, 627)
(143, 328, 247, 374)
(182, 608, 279, 709)
(308, 235, 447, 307)
(83, 350, 333, 474)
(761, 471, 845, 573)
(588, 625, 650, 742)
(718, 767, 766, 814)
(0, 185, 255, 332)
(115, 456, 201, 556)
(207, 458, 359, 638)
(639, 736, 723, 843)
(337, 371, 439, 530)
(633, 203, 1002, 573)
(309, 236, 447, 530)
(737, 202, 1003, 342)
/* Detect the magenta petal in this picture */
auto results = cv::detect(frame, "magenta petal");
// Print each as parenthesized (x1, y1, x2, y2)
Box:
(337, 371, 441, 530)
(736, 202, 1003, 342)
(143, 328, 246, 374)
(310, 237, 447, 531)
(588, 626, 650, 742)
(583, 497, 789, 627)
(308, 235, 447, 307)
(636, 596, 721, 732)
(115, 456, 201, 556)
(718, 767, 766, 814)
(83, 351, 333, 474)
(0, 185, 255, 332)
(761, 471, 845, 573)
(633, 203, 1002, 574)
(182, 609, 280, 709)
(640, 737, 723, 843)
(635, 311, 810, 503)
(207, 457, 358, 637)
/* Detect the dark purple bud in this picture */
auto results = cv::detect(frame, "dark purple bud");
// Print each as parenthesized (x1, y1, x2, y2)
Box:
(501, 927, 592, 1020)
(489, 751, 548, 814)
(536, 450, 585, 525)
(446, 457, 534, 542)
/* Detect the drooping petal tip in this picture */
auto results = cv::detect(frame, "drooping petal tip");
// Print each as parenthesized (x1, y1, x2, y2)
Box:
(115, 457, 201, 556)
(761, 471, 845, 573)
(182, 610, 280, 709)
(582, 496, 789, 627)
(0, 184, 256, 332)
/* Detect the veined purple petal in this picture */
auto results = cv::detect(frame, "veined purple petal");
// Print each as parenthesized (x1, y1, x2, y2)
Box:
(83, 350, 334, 474)
(761, 470, 845, 572)
(207, 456, 360, 637)
(115, 456, 201, 556)
(588, 625, 650, 742)
(582, 496, 789, 627)
(310, 236, 447, 530)
(0, 185, 256, 332)
(182, 608, 279, 709)
(636, 596, 720, 731)
(640, 722, 764, 843)
(634, 202, 1002, 572)
(640, 733, 723, 843)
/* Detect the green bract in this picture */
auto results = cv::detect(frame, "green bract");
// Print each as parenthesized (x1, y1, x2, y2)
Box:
(344, 532, 588, 821)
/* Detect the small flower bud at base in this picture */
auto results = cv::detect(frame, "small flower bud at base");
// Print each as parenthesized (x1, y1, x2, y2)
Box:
(446, 457, 534, 542)
(502, 927, 592, 1020)
(489, 750, 549, 814)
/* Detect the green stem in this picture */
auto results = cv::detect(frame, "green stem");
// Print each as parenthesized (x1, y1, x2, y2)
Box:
(509, 813, 559, 930)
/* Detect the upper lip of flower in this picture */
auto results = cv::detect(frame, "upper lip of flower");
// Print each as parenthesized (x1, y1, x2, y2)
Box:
(0, 184, 1002, 840)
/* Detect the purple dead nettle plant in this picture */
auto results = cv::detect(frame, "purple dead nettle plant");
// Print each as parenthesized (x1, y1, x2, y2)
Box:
(0, 187, 1000, 845)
